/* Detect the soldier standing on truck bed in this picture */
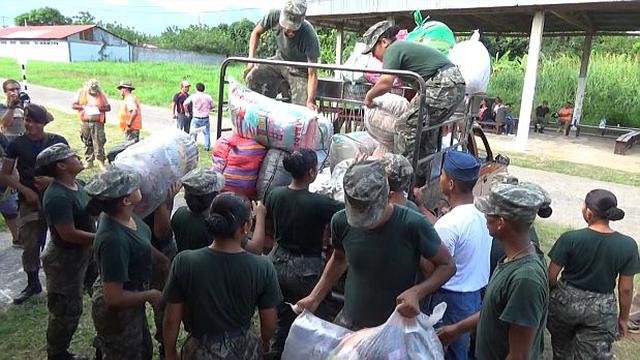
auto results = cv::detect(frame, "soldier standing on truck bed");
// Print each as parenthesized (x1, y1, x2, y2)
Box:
(244, 0, 320, 111)
(361, 20, 466, 184)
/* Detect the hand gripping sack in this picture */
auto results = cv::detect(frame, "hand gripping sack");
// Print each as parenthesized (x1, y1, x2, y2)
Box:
(328, 131, 378, 171)
(113, 130, 198, 217)
(364, 93, 411, 147)
(282, 309, 352, 360)
(230, 80, 332, 152)
(212, 135, 267, 198)
(405, 11, 456, 55)
(448, 30, 491, 94)
(256, 149, 292, 201)
(328, 303, 447, 360)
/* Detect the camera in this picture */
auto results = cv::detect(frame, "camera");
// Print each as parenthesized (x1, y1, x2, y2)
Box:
(18, 91, 30, 108)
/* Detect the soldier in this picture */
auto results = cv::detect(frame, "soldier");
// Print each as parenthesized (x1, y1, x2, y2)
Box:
(117, 80, 142, 142)
(361, 20, 465, 184)
(162, 192, 282, 360)
(85, 167, 162, 359)
(297, 160, 455, 330)
(244, 0, 320, 110)
(438, 181, 550, 359)
(547, 189, 640, 358)
(72, 79, 111, 168)
(0, 104, 68, 305)
(172, 168, 225, 252)
(36, 144, 96, 360)
(264, 149, 343, 356)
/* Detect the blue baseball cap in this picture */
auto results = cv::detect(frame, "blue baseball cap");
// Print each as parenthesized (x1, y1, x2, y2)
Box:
(443, 151, 480, 182)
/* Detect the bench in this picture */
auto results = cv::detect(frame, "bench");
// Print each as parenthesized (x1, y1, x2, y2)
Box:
(614, 130, 640, 155)
(477, 121, 505, 134)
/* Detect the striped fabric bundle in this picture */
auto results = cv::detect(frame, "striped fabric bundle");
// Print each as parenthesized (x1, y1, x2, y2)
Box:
(212, 135, 267, 198)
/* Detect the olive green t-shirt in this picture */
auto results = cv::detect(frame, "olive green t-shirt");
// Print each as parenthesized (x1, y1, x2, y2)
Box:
(383, 40, 452, 81)
(490, 227, 542, 275)
(265, 187, 343, 255)
(260, 9, 320, 63)
(93, 214, 152, 290)
(549, 228, 640, 294)
(476, 254, 548, 360)
(404, 200, 421, 213)
(43, 180, 96, 248)
(332, 205, 441, 328)
(171, 206, 211, 253)
(163, 248, 282, 337)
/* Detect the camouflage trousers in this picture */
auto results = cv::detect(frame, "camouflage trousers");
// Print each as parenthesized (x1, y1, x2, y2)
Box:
(269, 245, 325, 356)
(17, 201, 47, 272)
(150, 241, 178, 357)
(81, 121, 107, 163)
(181, 331, 261, 360)
(393, 66, 466, 178)
(91, 279, 153, 360)
(42, 241, 92, 356)
(548, 281, 618, 360)
(246, 56, 309, 106)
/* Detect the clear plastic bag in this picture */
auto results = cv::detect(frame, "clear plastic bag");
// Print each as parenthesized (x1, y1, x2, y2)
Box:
(282, 309, 352, 360)
(328, 303, 447, 360)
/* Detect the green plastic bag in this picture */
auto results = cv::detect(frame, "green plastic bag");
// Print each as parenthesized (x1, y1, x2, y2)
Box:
(405, 10, 456, 55)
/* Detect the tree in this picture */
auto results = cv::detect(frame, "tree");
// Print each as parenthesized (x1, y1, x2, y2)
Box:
(72, 11, 96, 25)
(15, 7, 71, 26)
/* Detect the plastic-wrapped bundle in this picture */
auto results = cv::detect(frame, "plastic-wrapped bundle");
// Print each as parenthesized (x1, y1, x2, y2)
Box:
(448, 30, 491, 94)
(113, 130, 198, 217)
(328, 132, 378, 171)
(282, 310, 352, 360)
(331, 159, 354, 203)
(309, 167, 332, 197)
(230, 80, 332, 152)
(365, 93, 411, 147)
(212, 135, 267, 198)
(329, 303, 447, 360)
(256, 149, 292, 201)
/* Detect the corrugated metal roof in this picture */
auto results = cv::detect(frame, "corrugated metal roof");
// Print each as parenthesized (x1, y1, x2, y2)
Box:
(0, 25, 95, 40)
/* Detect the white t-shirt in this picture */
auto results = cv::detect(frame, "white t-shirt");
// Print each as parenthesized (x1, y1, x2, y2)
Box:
(435, 203, 491, 292)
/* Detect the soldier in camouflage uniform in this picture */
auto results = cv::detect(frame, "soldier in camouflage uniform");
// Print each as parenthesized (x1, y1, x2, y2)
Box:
(37, 144, 95, 360)
(547, 189, 640, 359)
(362, 20, 465, 183)
(438, 182, 550, 359)
(85, 167, 162, 360)
(244, 0, 321, 110)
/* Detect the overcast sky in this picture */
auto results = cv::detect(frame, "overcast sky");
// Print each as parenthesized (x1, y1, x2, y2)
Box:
(1, 0, 283, 34)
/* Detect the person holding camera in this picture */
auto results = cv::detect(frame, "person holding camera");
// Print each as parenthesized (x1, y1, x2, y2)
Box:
(1, 79, 28, 142)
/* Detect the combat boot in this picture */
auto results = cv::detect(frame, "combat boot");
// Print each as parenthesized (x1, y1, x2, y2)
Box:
(13, 271, 42, 305)
(49, 350, 89, 360)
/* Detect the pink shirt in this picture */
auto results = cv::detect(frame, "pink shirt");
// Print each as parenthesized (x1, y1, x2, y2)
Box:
(184, 92, 214, 118)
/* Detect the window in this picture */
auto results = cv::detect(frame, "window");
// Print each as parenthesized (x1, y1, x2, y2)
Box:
(20, 41, 29, 45)
(79, 29, 94, 41)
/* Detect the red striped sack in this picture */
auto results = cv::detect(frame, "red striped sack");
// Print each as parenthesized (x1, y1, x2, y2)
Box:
(212, 135, 267, 198)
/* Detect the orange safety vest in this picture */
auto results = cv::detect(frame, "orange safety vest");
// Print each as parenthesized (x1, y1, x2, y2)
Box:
(558, 107, 573, 122)
(77, 89, 108, 123)
(119, 94, 142, 130)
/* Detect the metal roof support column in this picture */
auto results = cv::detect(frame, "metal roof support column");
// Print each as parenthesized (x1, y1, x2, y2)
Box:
(516, 10, 545, 151)
(334, 25, 344, 79)
(572, 34, 592, 136)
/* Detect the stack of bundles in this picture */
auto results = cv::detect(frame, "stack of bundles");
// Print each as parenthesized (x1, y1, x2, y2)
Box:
(114, 129, 198, 217)
(328, 131, 378, 171)
(229, 80, 332, 152)
(364, 93, 411, 156)
(212, 134, 267, 198)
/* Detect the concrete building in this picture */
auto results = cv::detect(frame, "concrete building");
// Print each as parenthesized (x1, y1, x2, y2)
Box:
(0, 25, 131, 63)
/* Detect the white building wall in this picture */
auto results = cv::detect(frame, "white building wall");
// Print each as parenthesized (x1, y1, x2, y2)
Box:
(0, 39, 70, 62)
(69, 42, 130, 62)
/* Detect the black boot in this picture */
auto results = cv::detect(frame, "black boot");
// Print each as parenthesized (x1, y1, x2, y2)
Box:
(13, 271, 42, 305)
(49, 350, 89, 360)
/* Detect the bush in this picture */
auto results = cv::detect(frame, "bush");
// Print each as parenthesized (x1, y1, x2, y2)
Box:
(488, 52, 640, 127)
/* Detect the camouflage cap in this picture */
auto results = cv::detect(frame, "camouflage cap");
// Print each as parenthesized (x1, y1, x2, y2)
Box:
(181, 168, 225, 195)
(490, 174, 552, 208)
(35, 143, 79, 169)
(362, 20, 393, 55)
(279, 0, 307, 31)
(117, 80, 135, 90)
(379, 153, 413, 192)
(475, 183, 548, 224)
(85, 166, 141, 199)
(343, 160, 389, 229)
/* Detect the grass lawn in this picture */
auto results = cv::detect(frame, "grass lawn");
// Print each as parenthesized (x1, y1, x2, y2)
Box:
(502, 151, 640, 187)
(0, 58, 244, 108)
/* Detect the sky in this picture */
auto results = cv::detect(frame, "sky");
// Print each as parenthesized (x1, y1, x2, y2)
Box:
(1, 0, 285, 34)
